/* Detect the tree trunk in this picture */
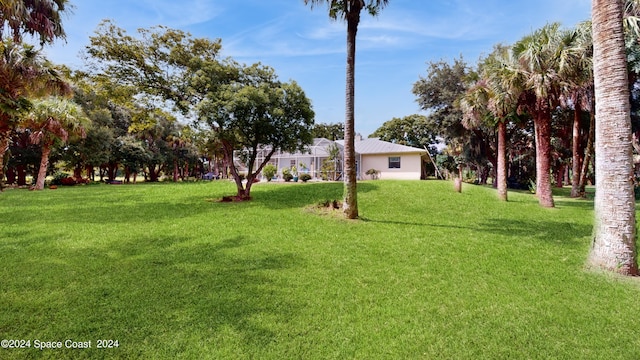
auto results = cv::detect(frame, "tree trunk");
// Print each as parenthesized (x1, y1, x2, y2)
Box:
(85, 164, 94, 181)
(578, 103, 595, 196)
(555, 164, 565, 188)
(73, 165, 83, 180)
(107, 162, 118, 181)
(588, 0, 638, 275)
(148, 164, 160, 182)
(173, 159, 179, 182)
(343, 9, 360, 219)
(17, 164, 27, 186)
(0, 134, 9, 191)
(571, 99, 583, 197)
(497, 120, 508, 201)
(6, 166, 16, 185)
(534, 110, 555, 207)
(35, 144, 51, 190)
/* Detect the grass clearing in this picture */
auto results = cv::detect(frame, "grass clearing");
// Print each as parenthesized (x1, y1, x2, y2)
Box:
(0, 180, 639, 359)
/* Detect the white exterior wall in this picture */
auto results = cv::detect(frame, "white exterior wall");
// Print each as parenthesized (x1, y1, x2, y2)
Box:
(360, 153, 422, 180)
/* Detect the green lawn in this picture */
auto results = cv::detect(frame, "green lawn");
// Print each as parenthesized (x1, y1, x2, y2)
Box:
(0, 180, 638, 359)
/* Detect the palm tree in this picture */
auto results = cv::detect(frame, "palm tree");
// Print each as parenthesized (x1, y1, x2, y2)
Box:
(587, 0, 638, 275)
(555, 21, 594, 198)
(24, 97, 89, 190)
(0, 40, 70, 189)
(304, 0, 389, 219)
(511, 23, 574, 208)
(461, 45, 520, 201)
(0, 0, 69, 44)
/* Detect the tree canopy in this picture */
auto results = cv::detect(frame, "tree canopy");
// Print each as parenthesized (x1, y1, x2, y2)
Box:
(85, 22, 314, 197)
(198, 64, 314, 199)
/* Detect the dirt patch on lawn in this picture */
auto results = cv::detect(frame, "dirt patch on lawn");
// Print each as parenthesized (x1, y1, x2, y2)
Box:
(205, 195, 252, 203)
(304, 199, 344, 216)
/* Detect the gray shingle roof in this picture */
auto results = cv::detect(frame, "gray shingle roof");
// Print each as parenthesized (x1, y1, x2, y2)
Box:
(336, 138, 426, 155)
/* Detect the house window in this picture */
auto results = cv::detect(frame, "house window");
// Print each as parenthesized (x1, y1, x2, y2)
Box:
(388, 156, 401, 169)
(290, 160, 296, 168)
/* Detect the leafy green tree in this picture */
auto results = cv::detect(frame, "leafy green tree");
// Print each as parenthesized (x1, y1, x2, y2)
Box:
(85, 22, 239, 182)
(69, 72, 136, 181)
(370, 114, 437, 153)
(413, 58, 469, 143)
(86, 20, 230, 114)
(23, 97, 90, 190)
(117, 135, 149, 183)
(311, 122, 344, 140)
(587, 0, 638, 275)
(131, 108, 176, 182)
(413, 57, 494, 184)
(6, 127, 40, 185)
(197, 64, 314, 199)
(304, 0, 389, 219)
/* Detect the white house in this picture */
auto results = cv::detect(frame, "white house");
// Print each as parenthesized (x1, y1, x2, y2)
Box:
(266, 136, 427, 180)
(345, 137, 428, 180)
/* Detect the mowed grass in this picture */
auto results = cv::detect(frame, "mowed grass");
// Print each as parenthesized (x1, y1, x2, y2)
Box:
(0, 180, 639, 359)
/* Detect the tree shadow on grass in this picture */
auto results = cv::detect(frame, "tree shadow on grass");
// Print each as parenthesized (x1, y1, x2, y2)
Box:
(476, 218, 590, 247)
(250, 181, 379, 210)
(364, 217, 590, 248)
(1, 235, 301, 357)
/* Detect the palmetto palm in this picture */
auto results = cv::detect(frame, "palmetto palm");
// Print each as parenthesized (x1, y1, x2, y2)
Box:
(0, 0, 69, 44)
(511, 23, 574, 208)
(556, 21, 593, 198)
(587, 0, 638, 275)
(461, 45, 519, 202)
(0, 40, 69, 189)
(304, 0, 389, 219)
(24, 97, 89, 190)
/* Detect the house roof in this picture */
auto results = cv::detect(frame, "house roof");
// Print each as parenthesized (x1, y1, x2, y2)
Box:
(269, 137, 425, 158)
(271, 137, 343, 158)
(336, 137, 426, 155)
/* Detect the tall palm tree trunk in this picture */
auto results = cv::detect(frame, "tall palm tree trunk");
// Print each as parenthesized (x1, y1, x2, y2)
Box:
(497, 120, 507, 201)
(578, 99, 596, 196)
(343, 10, 359, 219)
(588, 0, 638, 275)
(570, 99, 582, 197)
(534, 110, 555, 207)
(35, 144, 52, 190)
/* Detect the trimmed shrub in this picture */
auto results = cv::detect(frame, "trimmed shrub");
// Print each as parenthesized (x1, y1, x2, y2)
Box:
(263, 164, 277, 181)
(300, 173, 312, 182)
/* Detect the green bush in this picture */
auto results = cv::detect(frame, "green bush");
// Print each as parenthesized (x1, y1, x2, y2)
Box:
(282, 167, 293, 182)
(300, 173, 312, 182)
(50, 172, 69, 186)
(365, 168, 380, 180)
(262, 164, 277, 181)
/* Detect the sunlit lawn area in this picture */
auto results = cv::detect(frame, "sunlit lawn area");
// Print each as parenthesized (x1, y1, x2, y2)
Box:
(0, 180, 639, 359)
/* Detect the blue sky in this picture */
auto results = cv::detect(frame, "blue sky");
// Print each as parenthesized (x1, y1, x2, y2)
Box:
(43, 0, 591, 137)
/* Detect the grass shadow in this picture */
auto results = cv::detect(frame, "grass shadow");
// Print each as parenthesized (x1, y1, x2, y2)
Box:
(477, 218, 591, 247)
(250, 181, 379, 209)
(2, 235, 301, 357)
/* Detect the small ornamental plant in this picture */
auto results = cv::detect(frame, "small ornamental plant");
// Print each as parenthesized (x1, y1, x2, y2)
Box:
(282, 167, 293, 182)
(262, 164, 277, 181)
